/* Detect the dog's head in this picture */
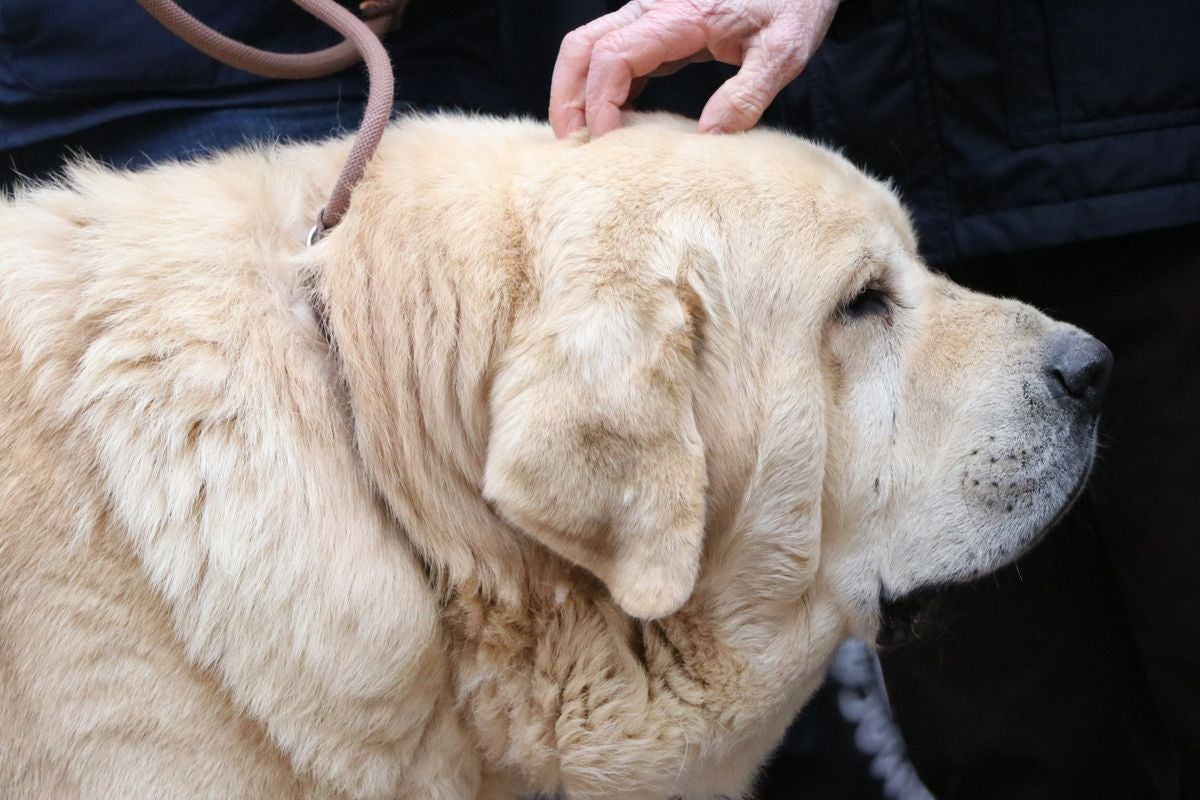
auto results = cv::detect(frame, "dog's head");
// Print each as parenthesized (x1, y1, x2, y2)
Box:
(336, 115, 1105, 641)
(478, 118, 1106, 640)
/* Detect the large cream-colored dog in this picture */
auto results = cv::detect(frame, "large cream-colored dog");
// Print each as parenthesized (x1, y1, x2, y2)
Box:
(0, 114, 1108, 799)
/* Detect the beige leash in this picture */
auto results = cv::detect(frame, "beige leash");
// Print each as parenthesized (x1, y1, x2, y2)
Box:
(134, 0, 408, 243)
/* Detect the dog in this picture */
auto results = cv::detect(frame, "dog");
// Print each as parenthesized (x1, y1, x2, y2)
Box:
(0, 113, 1109, 799)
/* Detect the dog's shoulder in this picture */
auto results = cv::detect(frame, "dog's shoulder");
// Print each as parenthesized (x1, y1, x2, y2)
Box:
(0, 132, 479, 798)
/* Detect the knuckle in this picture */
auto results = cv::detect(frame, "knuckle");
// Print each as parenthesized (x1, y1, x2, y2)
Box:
(701, 0, 736, 19)
(725, 83, 769, 119)
(592, 34, 627, 60)
(560, 27, 590, 53)
(755, 29, 809, 77)
(772, 43, 808, 74)
(703, 0, 766, 30)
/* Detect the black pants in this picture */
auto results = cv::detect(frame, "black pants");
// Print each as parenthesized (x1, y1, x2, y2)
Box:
(880, 225, 1200, 799)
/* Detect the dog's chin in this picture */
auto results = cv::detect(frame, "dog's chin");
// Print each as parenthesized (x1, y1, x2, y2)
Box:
(1005, 425, 1099, 566)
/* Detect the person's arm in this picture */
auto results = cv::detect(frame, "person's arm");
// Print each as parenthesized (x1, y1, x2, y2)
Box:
(549, 0, 840, 138)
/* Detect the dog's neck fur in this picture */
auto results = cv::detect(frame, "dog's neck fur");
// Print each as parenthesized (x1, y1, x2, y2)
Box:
(316, 126, 538, 600)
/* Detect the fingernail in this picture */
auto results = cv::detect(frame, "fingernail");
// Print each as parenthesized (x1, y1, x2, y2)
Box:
(565, 109, 585, 135)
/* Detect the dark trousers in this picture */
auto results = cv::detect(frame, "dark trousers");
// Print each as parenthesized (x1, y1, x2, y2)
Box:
(880, 225, 1200, 799)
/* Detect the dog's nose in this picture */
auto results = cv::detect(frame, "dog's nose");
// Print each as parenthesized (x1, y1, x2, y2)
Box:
(1045, 330, 1113, 412)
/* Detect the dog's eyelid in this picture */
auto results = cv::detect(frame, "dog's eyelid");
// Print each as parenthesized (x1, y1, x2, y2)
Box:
(836, 272, 896, 322)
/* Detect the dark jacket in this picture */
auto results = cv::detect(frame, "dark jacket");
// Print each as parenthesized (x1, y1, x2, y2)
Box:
(783, 0, 1200, 264)
(0, 0, 508, 151)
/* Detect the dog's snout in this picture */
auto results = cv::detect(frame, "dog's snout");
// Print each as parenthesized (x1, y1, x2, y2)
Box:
(1045, 330, 1113, 412)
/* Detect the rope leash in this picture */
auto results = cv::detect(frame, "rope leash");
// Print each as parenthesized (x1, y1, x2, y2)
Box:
(134, 0, 407, 243)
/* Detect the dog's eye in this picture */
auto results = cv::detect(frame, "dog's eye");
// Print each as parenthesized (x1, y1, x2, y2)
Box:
(838, 280, 893, 321)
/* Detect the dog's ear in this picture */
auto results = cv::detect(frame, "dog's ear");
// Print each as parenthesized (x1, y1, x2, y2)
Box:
(483, 258, 707, 620)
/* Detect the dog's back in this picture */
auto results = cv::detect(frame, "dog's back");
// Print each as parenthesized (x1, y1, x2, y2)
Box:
(0, 160, 321, 798)
(0, 117, 517, 799)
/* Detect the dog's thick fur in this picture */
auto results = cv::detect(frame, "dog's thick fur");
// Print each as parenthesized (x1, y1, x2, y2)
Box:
(0, 114, 1098, 799)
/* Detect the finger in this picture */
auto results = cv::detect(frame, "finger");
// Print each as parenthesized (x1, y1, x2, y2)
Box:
(549, 1, 648, 137)
(696, 34, 808, 134)
(584, 10, 709, 137)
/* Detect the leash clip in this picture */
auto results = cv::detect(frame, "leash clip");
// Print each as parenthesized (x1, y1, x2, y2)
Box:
(306, 207, 329, 247)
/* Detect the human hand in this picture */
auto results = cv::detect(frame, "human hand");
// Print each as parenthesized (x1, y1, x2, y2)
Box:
(549, 0, 841, 138)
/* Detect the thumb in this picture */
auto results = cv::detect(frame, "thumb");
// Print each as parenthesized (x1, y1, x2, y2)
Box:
(697, 40, 807, 133)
